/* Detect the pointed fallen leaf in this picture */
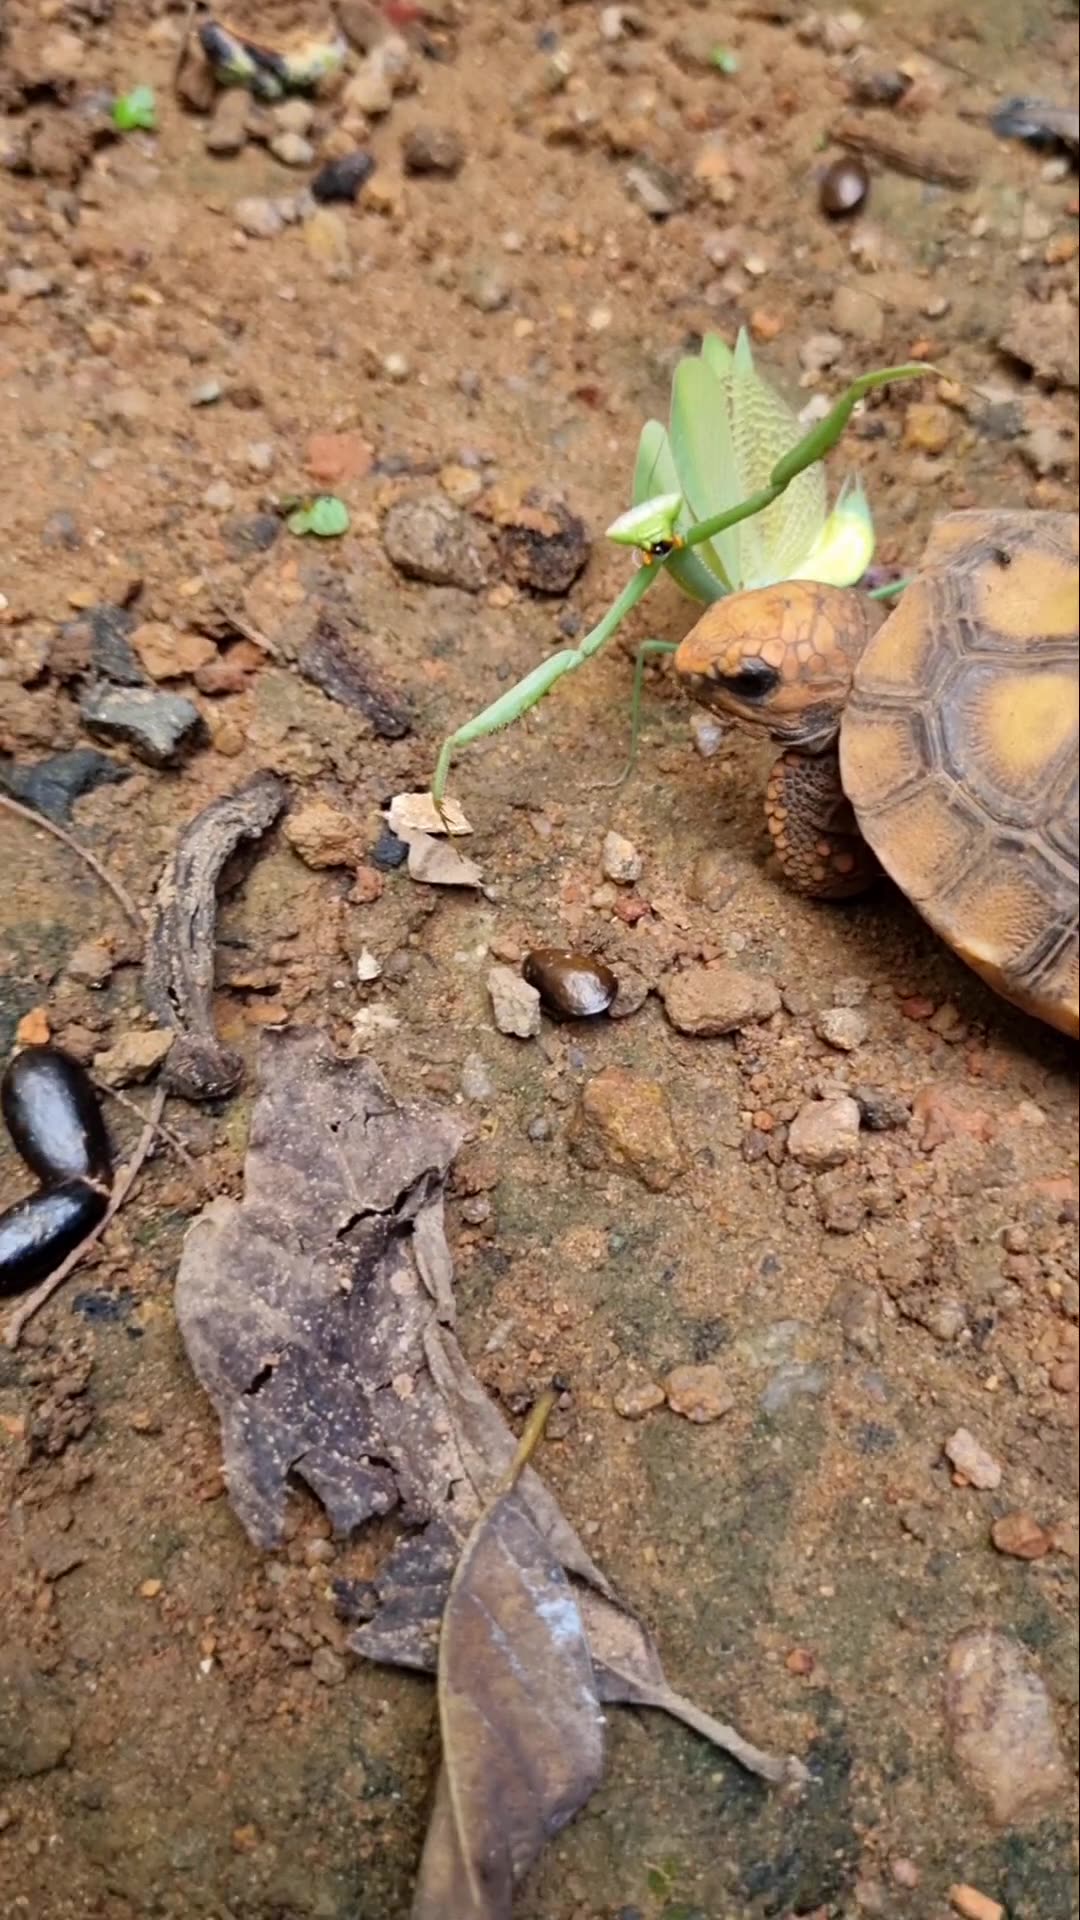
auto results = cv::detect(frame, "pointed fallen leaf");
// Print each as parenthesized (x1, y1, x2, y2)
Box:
(412, 1485, 604, 1918)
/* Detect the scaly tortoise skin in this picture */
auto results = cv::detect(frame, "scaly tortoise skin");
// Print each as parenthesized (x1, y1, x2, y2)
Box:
(674, 510, 1079, 1038)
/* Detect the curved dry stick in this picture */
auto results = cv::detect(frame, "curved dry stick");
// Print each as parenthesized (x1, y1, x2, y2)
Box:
(3, 1085, 165, 1348)
(93, 1079, 202, 1175)
(1, 792, 145, 941)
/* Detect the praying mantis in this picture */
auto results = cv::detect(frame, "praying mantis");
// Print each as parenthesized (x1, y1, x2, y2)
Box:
(429, 334, 934, 816)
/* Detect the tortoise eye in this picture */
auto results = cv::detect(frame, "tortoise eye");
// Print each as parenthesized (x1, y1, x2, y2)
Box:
(717, 657, 780, 699)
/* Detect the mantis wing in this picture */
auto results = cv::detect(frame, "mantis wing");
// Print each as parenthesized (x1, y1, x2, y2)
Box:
(669, 356, 740, 588)
(729, 329, 827, 587)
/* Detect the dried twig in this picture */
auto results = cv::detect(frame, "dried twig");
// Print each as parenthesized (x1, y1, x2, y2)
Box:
(93, 1079, 202, 1174)
(143, 771, 287, 1100)
(831, 116, 976, 189)
(1, 793, 145, 942)
(4, 1086, 165, 1348)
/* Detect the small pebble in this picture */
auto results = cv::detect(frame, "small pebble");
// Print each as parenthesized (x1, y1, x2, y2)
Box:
(383, 495, 495, 593)
(799, 331, 844, 373)
(274, 99, 315, 136)
(660, 965, 780, 1036)
(487, 965, 541, 1040)
(523, 949, 617, 1019)
(601, 830, 642, 884)
(283, 803, 359, 870)
(270, 131, 315, 168)
(402, 125, 465, 176)
(890, 1859, 920, 1889)
(945, 1628, 1068, 1826)
(815, 1006, 869, 1052)
(371, 826, 409, 870)
(853, 1085, 909, 1131)
(312, 150, 375, 204)
(787, 1097, 861, 1168)
(944, 1427, 1001, 1490)
(612, 1380, 665, 1419)
(94, 1030, 173, 1087)
(205, 88, 250, 156)
(903, 402, 953, 455)
(689, 711, 726, 757)
(665, 1365, 734, 1424)
(311, 1647, 347, 1686)
(990, 1511, 1049, 1560)
(625, 158, 685, 219)
(234, 196, 285, 239)
(570, 1067, 683, 1192)
(80, 687, 206, 766)
(464, 263, 509, 312)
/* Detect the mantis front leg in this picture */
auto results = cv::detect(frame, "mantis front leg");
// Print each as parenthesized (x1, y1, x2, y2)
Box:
(431, 562, 658, 813)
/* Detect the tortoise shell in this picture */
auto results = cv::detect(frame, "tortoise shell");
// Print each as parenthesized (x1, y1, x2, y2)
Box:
(840, 510, 1079, 1037)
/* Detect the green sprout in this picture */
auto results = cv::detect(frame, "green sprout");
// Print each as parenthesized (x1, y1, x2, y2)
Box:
(112, 86, 157, 132)
(429, 334, 934, 812)
(286, 495, 350, 538)
(710, 46, 740, 73)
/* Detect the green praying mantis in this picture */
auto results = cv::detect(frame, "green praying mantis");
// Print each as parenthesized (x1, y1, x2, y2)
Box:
(429, 332, 935, 815)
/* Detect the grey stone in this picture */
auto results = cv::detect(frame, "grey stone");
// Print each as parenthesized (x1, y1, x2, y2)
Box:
(80, 686, 207, 767)
(382, 495, 495, 591)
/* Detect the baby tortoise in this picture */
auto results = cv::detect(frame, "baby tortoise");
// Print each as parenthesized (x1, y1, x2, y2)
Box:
(675, 509, 1079, 1037)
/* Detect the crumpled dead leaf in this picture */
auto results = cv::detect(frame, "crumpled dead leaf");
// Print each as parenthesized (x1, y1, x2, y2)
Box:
(412, 1399, 604, 1919)
(176, 1031, 804, 1793)
(388, 790, 473, 837)
(406, 830, 485, 888)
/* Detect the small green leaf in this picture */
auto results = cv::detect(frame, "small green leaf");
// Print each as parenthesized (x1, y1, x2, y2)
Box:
(288, 494, 350, 538)
(710, 46, 740, 73)
(112, 85, 156, 132)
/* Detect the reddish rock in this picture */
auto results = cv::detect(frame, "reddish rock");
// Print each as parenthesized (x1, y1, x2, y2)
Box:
(660, 964, 780, 1036)
(991, 1512, 1050, 1560)
(665, 1365, 734, 1423)
(570, 1067, 684, 1192)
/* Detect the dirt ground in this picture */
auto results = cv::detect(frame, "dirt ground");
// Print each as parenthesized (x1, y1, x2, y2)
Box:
(1, 1, 1078, 1916)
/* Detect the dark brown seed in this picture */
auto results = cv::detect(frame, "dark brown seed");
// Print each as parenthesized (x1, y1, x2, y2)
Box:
(2, 1046, 112, 1186)
(0, 1180, 108, 1298)
(819, 157, 870, 217)
(522, 948, 618, 1019)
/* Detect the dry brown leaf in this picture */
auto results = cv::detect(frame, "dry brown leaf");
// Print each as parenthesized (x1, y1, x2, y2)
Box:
(412, 1484, 604, 1918)
(406, 830, 484, 887)
(177, 1033, 803, 1793)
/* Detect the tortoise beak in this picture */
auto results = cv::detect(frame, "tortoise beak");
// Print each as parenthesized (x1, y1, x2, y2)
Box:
(673, 622, 724, 686)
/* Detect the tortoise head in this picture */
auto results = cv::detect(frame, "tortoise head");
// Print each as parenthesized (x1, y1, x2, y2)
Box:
(674, 581, 882, 753)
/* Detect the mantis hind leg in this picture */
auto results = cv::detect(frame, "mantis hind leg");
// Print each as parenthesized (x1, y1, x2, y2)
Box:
(589, 639, 679, 792)
(765, 747, 878, 900)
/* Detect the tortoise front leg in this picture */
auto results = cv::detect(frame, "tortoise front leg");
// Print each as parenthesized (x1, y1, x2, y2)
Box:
(765, 747, 878, 900)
